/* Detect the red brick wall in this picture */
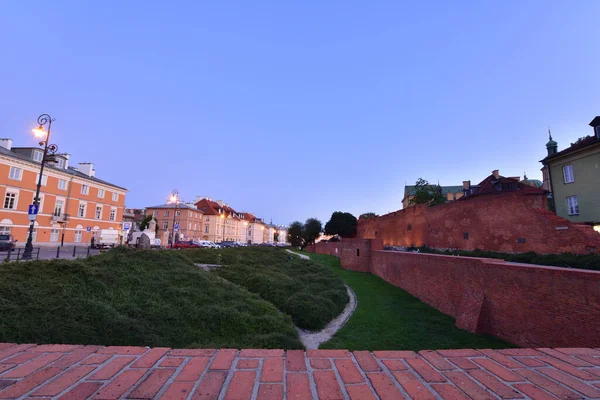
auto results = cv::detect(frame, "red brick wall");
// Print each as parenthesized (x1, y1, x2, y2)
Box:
(369, 251, 600, 348)
(357, 192, 600, 254)
(306, 239, 383, 272)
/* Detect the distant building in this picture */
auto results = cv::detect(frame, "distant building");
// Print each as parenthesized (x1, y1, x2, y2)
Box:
(145, 204, 203, 244)
(402, 184, 463, 209)
(461, 170, 545, 198)
(541, 117, 600, 226)
(122, 208, 145, 230)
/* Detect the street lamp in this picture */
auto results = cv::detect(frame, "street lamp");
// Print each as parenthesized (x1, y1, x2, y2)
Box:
(23, 114, 58, 259)
(220, 213, 226, 242)
(168, 189, 180, 248)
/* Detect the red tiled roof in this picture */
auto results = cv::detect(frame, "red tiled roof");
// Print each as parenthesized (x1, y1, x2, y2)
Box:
(463, 174, 546, 199)
(542, 135, 600, 162)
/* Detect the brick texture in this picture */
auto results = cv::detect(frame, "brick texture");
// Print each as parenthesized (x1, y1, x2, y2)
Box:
(0, 343, 598, 399)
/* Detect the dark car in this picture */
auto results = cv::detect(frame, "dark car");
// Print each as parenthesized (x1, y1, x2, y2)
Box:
(218, 241, 239, 248)
(0, 234, 16, 251)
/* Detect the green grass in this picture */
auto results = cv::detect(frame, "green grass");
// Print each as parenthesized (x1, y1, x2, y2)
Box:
(185, 247, 349, 331)
(299, 251, 513, 351)
(0, 248, 302, 349)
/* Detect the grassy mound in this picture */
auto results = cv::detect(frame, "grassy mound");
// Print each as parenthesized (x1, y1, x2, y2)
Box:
(0, 248, 302, 349)
(194, 248, 349, 331)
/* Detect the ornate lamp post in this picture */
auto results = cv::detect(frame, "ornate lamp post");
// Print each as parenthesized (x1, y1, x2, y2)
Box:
(220, 213, 227, 242)
(168, 189, 180, 248)
(23, 114, 58, 259)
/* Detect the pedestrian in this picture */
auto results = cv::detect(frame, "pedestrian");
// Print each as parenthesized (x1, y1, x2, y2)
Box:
(91, 236, 95, 249)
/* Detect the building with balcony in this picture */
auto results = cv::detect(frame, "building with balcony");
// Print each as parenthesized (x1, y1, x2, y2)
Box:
(0, 139, 127, 245)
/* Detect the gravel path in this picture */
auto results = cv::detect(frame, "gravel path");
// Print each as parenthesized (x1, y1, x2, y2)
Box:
(286, 249, 310, 259)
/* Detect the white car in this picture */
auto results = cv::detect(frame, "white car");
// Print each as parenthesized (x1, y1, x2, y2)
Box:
(197, 240, 219, 249)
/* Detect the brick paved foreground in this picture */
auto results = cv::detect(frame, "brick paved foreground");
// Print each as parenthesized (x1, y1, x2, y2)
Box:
(0, 344, 599, 399)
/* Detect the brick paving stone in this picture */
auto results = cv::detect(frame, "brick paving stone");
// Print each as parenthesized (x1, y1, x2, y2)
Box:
(373, 350, 417, 359)
(286, 350, 306, 372)
(514, 357, 548, 367)
(169, 349, 216, 357)
(472, 358, 524, 382)
(239, 349, 283, 358)
(192, 370, 227, 399)
(53, 345, 104, 367)
(333, 359, 364, 384)
(307, 350, 350, 358)
(58, 382, 103, 400)
(555, 348, 600, 356)
(1, 353, 63, 378)
(393, 370, 438, 399)
(436, 349, 481, 357)
(431, 383, 470, 400)
(346, 384, 377, 400)
(261, 358, 284, 382)
(97, 346, 149, 355)
(174, 357, 210, 382)
(237, 359, 259, 369)
(31, 365, 96, 396)
(444, 370, 496, 400)
(0, 366, 15, 375)
(310, 359, 331, 369)
(131, 347, 170, 368)
(314, 370, 343, 400)
(478, 349, 525, 369)
(0, 344, 36, 362)
(257, 384, 283, 400)
(381, 359, 407, 371)
(537, 348, 593, 367)
(128, 368, 175, 399)
(224, 371, 255, 400)
(286, 373, 311, 400)
(499, 349, 543, 356)
(94, 368, 148, 399)
(0, 380, 15, 391)
(0, 346, 14, 352)
(367, 372, 404, 400)
(80, 354, 112, 365)
(0, 367, 64, 399)
(467, 369, 524, 399)
(537, 356, 599, 380)
(209, 349, 237, 370)
(515, 369, 583, 399)
(159, 381, 194, 400)
(1, 352, 38, 365)
(575, 355, 600, 366)
(89, 356, 136, 380)
(537, 368, 600, 398)
(353, 351, 381, 372)
(418, 350, 454, 370)
(160, 357, 185, 368)
(448, 357, 479, 370)
(405, 357, 446, 383)
(31, 344, 82, 353)
(512, 383, 558, 400)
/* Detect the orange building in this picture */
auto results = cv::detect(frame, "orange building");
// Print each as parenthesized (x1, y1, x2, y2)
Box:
(0, 139, 127, 246)
(145, 204, 204, 244)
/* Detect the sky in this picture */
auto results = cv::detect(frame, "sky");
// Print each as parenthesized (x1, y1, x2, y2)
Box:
(1, 1, 599, 226)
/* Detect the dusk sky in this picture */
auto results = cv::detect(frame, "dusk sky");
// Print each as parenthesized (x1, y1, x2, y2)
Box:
(2, 1, 599, 226)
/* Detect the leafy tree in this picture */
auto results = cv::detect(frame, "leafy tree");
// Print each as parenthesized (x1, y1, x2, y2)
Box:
(287, 221, 304, 247)
(324, 212, 357, 238)
(408, 178, 446, 207)
(359, 212, 379, 220)
(139, 215, 159, 234)
(302, 218, 322, 249)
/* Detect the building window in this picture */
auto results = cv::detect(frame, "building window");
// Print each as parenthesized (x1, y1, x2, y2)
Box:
(74, 230, 82, 243)
(109, 208, 116, 221)
(50, 229, 60, 242)
(96, 206, 102, 219)
(112, 192, 118, 201)
(567, 196, 579, 215)
(33, 150, 43, 162)
(57, 158, 65, 169)
(163, 221, 169, 230)
(98, 188, 105, 198)
(194, 223, 196, 230)
(563, 165, 574, 184)
(78, 202, 87, 218)
(3, 191, 18, 209)
(176, 210, 181, 216)
(165, 211, 170, 217)
(54, 199, 64, 216)
(205, 225, 209, 233)
(35, 173, 48, 186)
(34, 194, 44, 213)
(81, 184, 89, 195)
(188, 222, 192, 230)
(0, 226, 10, 234)
(58, 179, 67, 190)
(205, 216, 210, 222)
(153, 210, 158, 217)
(9, 167, 22, 181)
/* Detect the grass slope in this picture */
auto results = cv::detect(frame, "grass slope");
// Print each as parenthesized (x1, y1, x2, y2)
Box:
(0, 248, 302, 349)
(301, 252, 512, 351)
(184, 248, 349, 331)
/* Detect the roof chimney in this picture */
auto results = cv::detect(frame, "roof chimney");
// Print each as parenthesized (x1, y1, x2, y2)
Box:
(0, 139, 13, 151)
(589, 116, 600, 139)
(77, 162, 95, 177)
(462, 180, 471, 190)
(492, 170, 500, 179)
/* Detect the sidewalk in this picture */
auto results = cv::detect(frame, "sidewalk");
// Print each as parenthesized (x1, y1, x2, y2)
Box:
(0, 343, 599, 399)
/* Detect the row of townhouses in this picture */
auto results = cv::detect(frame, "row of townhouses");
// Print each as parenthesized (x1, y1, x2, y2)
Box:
(0, 139, 127, 246)
(145, 196, 288, 245)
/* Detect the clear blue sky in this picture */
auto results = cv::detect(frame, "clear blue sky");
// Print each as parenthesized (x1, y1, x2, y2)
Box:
(2, 1, 599, 225)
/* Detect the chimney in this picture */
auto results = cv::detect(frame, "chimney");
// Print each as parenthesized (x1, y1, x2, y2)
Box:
(462, 180, 471, 190)
(216, 200, 224, 207)
(492, 169, 500, 179)
(62, 153, 70, 169)
(589, 116, 600, 139)
(77, 162, 95, 177)
(0, 139, 13, 151)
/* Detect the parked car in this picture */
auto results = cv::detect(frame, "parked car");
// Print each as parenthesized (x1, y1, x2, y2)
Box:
(172, 240, 201, 249)
(197, 240, 219, 248)
(218, 241, 241, 248)
(0, 234, 16, 251)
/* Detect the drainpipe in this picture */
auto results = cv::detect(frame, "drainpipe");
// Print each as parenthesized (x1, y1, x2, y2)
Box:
(60, 175, 75, 246)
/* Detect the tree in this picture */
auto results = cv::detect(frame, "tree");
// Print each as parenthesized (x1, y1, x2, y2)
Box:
(324, 212, 357, 238)
(287, 221, 304, 247)
(408, 178, 446, 207)
(139, 215, 159, 234)
(359, 212, 379, 220)
(302, 218, 322, 248)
